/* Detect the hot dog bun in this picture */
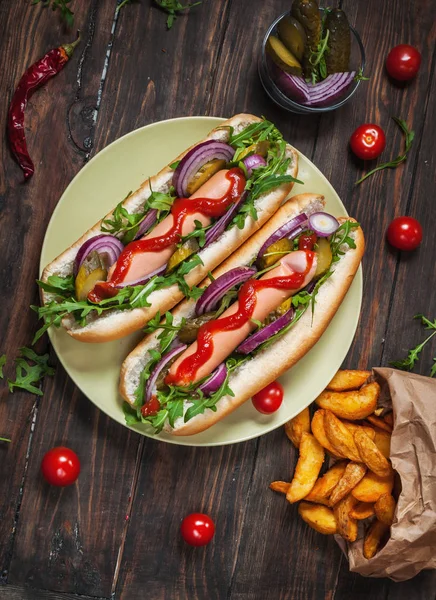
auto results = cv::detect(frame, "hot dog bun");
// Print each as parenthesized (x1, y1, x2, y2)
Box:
(40, 114, 298, 343)
(120, 193, 364, 436)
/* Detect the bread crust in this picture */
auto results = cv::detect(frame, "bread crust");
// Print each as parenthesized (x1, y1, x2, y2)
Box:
(119, 193, 364, 436)
(40, 114, 298, 342)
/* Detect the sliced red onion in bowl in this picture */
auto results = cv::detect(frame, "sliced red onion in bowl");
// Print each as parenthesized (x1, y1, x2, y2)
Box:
(195, 266, 256, 316)
(173, 140, 235, 198)
(204, 190, 248, 247)
(307, 72, 356, 107)
(74, 235, 125, 276)
(145, 344, 187, 404)
(198, 363, 227, 396)
(114, 264, 167, 289)
(236, 307, 295, 355)
(134, 209, 158, 239)
(243, 154, 267, 177)
(308, 212, 339, 237)
(257, 213, 308, 261)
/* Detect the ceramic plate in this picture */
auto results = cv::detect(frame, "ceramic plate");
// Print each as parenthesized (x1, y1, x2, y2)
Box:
(40, 116, 362, 446)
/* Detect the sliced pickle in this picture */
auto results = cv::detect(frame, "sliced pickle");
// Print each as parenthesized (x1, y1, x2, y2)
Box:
(75, 251, 108, 301)
(166, 238, 199, 273)
(258, 238, 293, 270)
(266, 35, 303, 75)
(277, 15, 307, 62)
(238, 141, 271, 160)
(314, 238, 333, 278)
(178, 312, 215, 344)
(263, 297, 294, 326)
(186, 159, 227, 196)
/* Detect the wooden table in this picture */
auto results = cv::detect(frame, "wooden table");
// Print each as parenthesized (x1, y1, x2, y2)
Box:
(1, 1, 435, 598)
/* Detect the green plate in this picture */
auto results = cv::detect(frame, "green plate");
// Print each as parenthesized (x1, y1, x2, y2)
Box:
(40, 116, 362, 446)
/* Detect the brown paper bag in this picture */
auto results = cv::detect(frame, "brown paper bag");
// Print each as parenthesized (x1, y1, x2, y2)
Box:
(335, 368, 436, 581)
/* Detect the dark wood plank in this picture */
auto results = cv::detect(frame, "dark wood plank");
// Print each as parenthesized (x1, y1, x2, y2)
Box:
(0, 1, 141, 597)
(0, 584, 107, 600)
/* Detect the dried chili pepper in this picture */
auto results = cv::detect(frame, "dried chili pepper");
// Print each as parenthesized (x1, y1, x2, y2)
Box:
(7, 33, 81, 181)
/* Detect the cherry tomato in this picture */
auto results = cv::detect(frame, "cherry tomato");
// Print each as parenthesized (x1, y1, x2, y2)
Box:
(299, 232, 317, 251)
(350, 124, 386, 160)
(386, 216, 423, 251)
(41, 447, 81, 487)
(386, 44, 421, 81)
(252, 381, 284, 414)
(180, 513, 215, 546)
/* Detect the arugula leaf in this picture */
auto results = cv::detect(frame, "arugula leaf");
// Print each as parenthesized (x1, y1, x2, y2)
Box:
(0, 354, 6, 379)
(31, 0, 74, 27)
(356, 117, 415, 185)
(123, 401, 141, 425)
(178, 219, 208, 248)
(430, 359, 436, 378)
(390, 314, 436, 373)
(8, 347, 55, 396)
(37, 275, 75, 296)
(170, 160, 180, 170)
(0, 437, 11, 443)
(153, 0, 202, 29)
(308, 28, 330, 84)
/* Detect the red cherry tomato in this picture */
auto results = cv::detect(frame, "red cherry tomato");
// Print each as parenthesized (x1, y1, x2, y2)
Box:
(386, 216, 423, 251)
(252, 381, 284, 414)
(180, 513, 215, 546)
(350, 124, 386, 160)
(41, 447, 81, 487)
(386, 44, 421, 81)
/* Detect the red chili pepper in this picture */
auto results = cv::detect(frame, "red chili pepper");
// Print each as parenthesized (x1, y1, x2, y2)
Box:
(7, 33, 81, 181)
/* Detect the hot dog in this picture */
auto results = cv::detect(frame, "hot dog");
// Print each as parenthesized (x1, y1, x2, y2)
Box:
(120, 193, 365, 436)
(36, 114, 299, 343)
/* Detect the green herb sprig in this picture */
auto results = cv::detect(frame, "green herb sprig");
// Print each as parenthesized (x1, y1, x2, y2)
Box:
(356, 118, 415, 185)
(390, 314, 436, 376)
(8, 347, 55, 396)
(117, 0, 201, 29)
(0, 355, 6, 379)
(31, 0, 74, 27)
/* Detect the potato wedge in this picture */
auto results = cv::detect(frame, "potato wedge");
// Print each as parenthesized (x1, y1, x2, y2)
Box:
(334, 494, 358, 542)
(311, 410, 342, 457)
(374, 493, 396, 526)
(352, 470, 394, 503)
(305, 461, 348, 505)
(363, 519, 389, 559)
(269, 481, 290, 494)
(384, 412, 394, 428)
(372, 428, 391, 459)
(298, 502, 337, 535)
(286, 432, 325, 504)
(349, 502, 375, 520)
(284, 407, 311, 448)
(343, 420, 375, 441)
(329, 462, 367, 506)
(323, 410, 362, 461)
(326, 370, 371, 391)
(353, 429, 393, 477)
(315, 382, 380, 420)
(367, 415, 393, 433)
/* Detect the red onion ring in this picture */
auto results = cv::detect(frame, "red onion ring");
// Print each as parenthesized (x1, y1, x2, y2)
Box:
(204, 190, 248, 248)
(74, 235, 124, 276)
(173, 140, 234, 198)
(243, 154, 267, 176)
(236, 307, 295, 355)
(256, 213, 308, 261)
(195, 266, 257, 316)
(114, 264, 167, 289)
(145, 344, 187, 404)
(134, 209, 158, 240)
(198, 363, 227, 396)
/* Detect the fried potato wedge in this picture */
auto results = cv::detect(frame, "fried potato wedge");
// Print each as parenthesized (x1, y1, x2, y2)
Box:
(311, 410, 342, 457)
(349, 502, 375, 520)
(286, 433, 325, 504)
(305, 461, 348, 505)
(343, 420, 375, 441)
(334, 494, 358, 542)
(323, 410, 362, 462)
(269, 481, 290, 494)
(326, 370, 371, 391)
(285, 407, 311, 448)
(298, 502, 337, 535)
(352, 470, 394, 503)
(315, 382, 380, 420)
(367, 415, 393, 433)
(329, 462, 367, 506)
(374, 493, 396, 526)
(363, 519, 389, 559)
(372, 428, 391, 459)
(353, 429, 393, 477)
(384, 412, 394, 428)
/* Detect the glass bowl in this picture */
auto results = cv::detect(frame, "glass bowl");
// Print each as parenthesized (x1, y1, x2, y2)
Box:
(258, 10, 366, 114)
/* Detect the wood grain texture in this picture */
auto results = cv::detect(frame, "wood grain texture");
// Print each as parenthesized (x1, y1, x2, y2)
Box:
(0, 584, 107, 600)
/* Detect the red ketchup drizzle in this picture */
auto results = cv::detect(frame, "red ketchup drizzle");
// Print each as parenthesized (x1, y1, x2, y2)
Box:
(165, 251, 315, 387)
(88, 168, 246, 303)
(141, 395, 160, 418)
